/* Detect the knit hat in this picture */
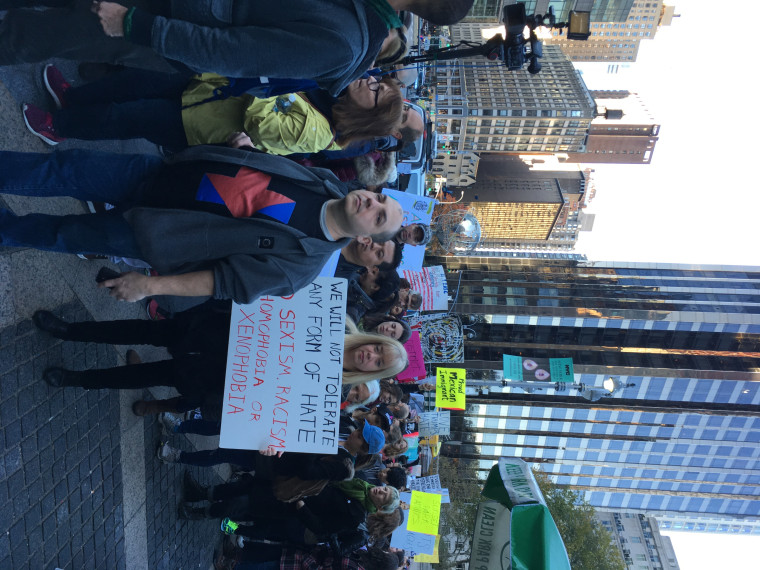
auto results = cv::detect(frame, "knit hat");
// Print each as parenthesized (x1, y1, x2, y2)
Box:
(363, 380, 381, 407)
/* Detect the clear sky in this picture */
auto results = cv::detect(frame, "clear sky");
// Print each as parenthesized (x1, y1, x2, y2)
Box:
(574, 0, 760, 267)
(570, 1, 760, 568)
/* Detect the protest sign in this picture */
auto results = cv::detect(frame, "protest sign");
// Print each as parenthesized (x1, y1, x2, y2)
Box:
(401, 266, 449, 311)
(413, 536, 440, 563)
(407, 313, 464, 363)
(407, 491, 442, 535)
(435, 367, 466, 410)
(503, 355, 574, 383)
(220, 278, 347, 453)
(402, 489, 450, 505)
(397, 331, 426, 381)
(382, 189, 436, 272)
(408, 474, 441, 492)
(390, 513, 437, 555)
(418, 411, 450, 436)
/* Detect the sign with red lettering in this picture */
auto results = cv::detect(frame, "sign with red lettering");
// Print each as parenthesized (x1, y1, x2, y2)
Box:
(401, 266, 449, 311)
(219, 278, 347, 453)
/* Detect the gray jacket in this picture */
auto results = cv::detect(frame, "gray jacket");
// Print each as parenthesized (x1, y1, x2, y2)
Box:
(129, 0, 388, 96)
(124, 146, 352, 303)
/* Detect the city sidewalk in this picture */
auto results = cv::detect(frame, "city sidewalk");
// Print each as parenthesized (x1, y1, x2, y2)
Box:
(0, 62, 223, 569)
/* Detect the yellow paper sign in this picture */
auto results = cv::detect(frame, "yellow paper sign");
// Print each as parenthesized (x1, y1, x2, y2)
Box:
(413, 536, 441, 563)
(407, 490, 442, 535)
(435, 367, 467, 410)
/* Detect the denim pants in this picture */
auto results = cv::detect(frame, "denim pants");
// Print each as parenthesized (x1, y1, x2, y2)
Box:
(0, 150, 163, 257)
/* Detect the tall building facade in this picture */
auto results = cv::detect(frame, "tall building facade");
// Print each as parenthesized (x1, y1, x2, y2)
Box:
(596, 512, 681, 570)
(566, 90, 659, 163)
(545, 2, 676, 62)
(433, 25, 596, 161)
(431, 151, 480, 187)
(465, 177, 565, 240)
(452, 157, 596, 252)
(464, 1, 605, 23)
(430, 258, 760, 534)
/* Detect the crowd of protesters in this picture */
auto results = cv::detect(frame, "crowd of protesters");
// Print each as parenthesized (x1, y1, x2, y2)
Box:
(1, 0, 475, 568)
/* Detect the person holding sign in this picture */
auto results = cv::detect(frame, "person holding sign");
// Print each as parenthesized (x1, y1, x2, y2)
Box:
(34, 302, 409, 414)
(342, 330, 408, 386)
(0, 147, 404, 306)
(202, 478, 400, 547)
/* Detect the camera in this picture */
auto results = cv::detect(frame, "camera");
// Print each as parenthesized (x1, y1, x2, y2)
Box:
(502, 3, 543, 74)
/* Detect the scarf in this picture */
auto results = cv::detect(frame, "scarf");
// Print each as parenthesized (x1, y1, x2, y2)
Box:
(332, 478, 378, 514)
(363, 0, 403, 29)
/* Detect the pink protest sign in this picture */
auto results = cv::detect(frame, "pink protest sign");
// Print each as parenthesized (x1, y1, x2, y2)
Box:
(398, 332, 426, 381)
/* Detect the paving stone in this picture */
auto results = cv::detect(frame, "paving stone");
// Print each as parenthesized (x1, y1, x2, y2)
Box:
(0, 303, 128, 570)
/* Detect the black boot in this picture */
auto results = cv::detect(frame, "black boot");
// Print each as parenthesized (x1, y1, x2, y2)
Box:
(33, 310, 71, 338)
(178, 502, 209, 519)
(183, 470, 210, 502)
(42, 367, 82, 388)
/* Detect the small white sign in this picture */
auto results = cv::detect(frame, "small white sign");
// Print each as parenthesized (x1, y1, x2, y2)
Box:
(390, 513, 437, 554)
(418, 411, 450, 436)
(219, 278, 347, 453)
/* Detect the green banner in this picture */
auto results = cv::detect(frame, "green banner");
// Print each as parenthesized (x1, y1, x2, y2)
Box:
(502, 355, 524, 381)
(472, 459, 571, 570)
(503, 355, 574, 383)
(549, 358, 574, 383)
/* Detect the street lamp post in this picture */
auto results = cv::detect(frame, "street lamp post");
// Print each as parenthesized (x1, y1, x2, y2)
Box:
(495, 376, 635, 401)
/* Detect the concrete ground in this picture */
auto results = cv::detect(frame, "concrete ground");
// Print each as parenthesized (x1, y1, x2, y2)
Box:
(0, 59, 227, 568)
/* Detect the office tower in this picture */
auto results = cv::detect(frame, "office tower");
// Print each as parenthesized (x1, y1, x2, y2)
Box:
(434, 33, 595, 156)
(431, 151, 480, 187)
(566, 90, 659, 164)
(429, 258, 760, 534)
(545, 2, 677, 62)
(596, 512, 681, 569)
(463, 1, 612, 24)
(464, 177, 565, 241)
(451, 157, 595, 253)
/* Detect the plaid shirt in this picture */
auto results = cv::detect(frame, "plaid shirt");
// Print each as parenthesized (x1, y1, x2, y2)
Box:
(279, 549, 365, 570)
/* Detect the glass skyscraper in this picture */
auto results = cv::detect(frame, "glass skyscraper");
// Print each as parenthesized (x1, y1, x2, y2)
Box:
(433, 259, 760, 534)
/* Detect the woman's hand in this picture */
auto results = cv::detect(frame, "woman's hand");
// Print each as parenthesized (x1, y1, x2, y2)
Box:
(259, 447, 284, 458)
(228, 132, 253, 149)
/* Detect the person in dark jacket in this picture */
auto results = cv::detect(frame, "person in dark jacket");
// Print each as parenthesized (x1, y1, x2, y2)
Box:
(0, 146, 403, 304)
(0, 0, 474, 95)
(194, 477, 400, 546)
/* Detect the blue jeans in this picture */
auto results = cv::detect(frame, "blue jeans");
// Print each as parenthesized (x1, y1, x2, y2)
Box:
(0, 150, 164, 257)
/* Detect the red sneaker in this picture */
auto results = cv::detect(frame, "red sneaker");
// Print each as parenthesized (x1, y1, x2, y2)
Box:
(22, 103, 65, 146)
(146, 299, 168, 321)
(43, 64, 71, 110)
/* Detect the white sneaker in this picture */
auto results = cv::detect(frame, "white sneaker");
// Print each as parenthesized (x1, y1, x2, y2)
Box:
(159, 412, 182, 436)
(157, 442, 181, 464)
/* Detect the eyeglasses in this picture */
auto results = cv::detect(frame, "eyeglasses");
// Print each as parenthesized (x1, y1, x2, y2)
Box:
(368, 79, 381, 108)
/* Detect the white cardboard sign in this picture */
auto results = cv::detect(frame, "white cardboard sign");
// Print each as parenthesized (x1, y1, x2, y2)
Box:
(418, 411, 450, 436)
(219, 278, 347, 453)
